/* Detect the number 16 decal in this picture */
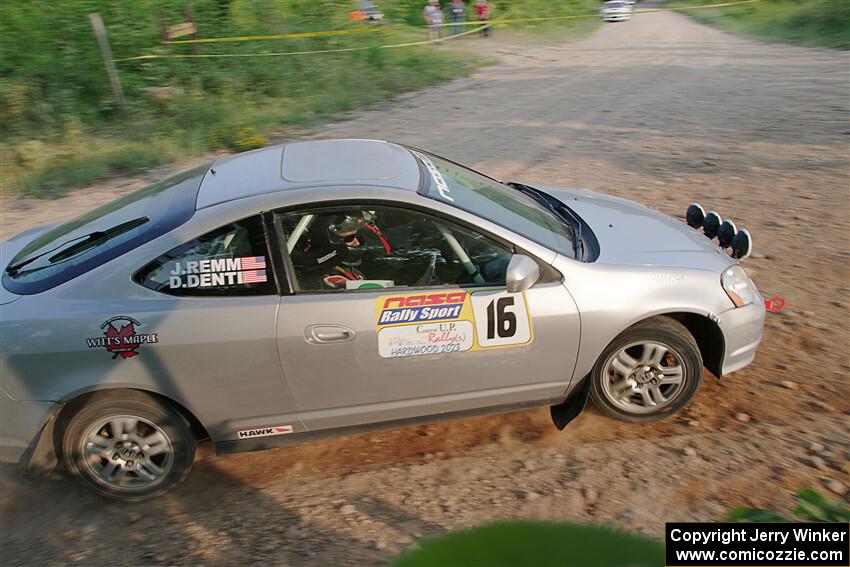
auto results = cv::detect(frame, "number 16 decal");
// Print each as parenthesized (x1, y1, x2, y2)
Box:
(471, 290, 532, 348)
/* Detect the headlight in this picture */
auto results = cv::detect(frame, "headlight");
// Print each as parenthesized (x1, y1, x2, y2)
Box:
(721, 266, 755, 307)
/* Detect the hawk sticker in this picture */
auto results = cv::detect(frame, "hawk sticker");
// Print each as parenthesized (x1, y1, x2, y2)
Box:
(86, 316, 159, 360)
(237, 425, 294, 439)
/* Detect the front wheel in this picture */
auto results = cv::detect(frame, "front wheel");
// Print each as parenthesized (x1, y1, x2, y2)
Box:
(589, 317, 703, 422)
(61, 390, 196, 500)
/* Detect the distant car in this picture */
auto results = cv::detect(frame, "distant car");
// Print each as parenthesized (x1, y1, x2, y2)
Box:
(600, 0, 633, 22)
(0, 139, 764, 499)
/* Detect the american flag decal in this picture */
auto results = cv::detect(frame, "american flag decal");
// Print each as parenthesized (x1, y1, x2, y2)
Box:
(241, 269, 267, 284)
(240, 256, 266, 270)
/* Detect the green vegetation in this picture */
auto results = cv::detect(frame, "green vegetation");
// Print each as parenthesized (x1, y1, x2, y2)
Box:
(675, 0, 850, 49)
(0, 1, 599, 198)
(727, 488, 850, 523)
(391, 521, 664, 567)
(387, 491, 849, 565)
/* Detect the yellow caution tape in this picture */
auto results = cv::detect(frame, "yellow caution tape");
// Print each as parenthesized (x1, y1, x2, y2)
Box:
(114, 0, 760, 63)
(164, 26, 386, 45)
(113, 22, 485, 62)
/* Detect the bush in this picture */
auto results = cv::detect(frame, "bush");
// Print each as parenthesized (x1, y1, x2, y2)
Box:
(392, 521, 664, 567)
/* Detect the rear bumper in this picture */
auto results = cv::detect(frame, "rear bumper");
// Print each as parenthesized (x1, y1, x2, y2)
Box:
(0, 388, 57, 464)
(716, 299, 765, 376)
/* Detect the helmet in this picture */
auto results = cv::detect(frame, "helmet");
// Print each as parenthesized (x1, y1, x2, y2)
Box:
(326, 211, 391, 262)
(326, 213, 367, 265)
(293, 211, 390, 269)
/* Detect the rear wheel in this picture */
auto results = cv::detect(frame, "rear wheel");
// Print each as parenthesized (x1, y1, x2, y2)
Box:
(61, 391, 196, 500)
(589, 317, 703, 422)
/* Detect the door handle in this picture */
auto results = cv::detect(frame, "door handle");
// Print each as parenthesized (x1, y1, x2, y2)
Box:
(305, 325, 356, 344)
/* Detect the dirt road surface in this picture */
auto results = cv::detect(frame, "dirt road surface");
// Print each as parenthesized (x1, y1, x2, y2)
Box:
(2, 7, 848, 566)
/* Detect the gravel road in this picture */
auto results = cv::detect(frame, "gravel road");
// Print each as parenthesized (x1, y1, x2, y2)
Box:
(2, 7, 848, 566)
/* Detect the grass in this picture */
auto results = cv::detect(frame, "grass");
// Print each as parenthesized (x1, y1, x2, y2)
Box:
(0, 1, 600, 199)
(672, 0, 850, 49)
(2, 39, 474, 198)
(0, 25, 476, 198)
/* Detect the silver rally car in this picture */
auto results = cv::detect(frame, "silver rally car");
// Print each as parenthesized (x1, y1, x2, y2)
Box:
(0, 139, 764, 499)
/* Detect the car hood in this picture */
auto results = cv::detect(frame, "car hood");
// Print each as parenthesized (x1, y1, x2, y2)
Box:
(0, 221, 62, 305)
(539, 186, 735, 271)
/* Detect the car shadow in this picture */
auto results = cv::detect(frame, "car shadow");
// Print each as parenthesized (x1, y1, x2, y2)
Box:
(1, 456, 397, 566)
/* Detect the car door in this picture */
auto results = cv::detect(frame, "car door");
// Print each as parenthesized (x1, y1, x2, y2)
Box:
(272, 202, 581, 431)
(131, 214, 303, 441)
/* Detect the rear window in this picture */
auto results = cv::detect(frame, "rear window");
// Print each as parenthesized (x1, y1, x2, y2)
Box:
(3, 165, 208, 295)
(134, 215, 275, 297)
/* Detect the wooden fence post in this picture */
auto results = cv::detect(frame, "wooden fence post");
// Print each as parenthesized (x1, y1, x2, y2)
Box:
(88, 12, 126, 111)
(183, 5, 198, 54)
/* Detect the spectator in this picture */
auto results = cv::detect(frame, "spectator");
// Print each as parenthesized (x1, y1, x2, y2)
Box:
(450, 0, 466, 35)
(424, 0, 444, 42)
(475, 0, 492, 37)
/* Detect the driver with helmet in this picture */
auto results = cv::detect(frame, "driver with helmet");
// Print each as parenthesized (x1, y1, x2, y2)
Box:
(292, 210, 392, 290)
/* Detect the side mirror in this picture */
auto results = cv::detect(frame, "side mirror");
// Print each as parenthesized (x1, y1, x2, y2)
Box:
(506, 254, 540, 293)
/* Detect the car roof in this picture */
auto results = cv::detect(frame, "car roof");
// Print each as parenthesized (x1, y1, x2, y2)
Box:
(196, 139, 422, 209)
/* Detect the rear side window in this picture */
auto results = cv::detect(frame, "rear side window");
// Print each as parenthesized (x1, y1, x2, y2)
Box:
(135, 215, 275, 296)
(3, 165, 208, 295)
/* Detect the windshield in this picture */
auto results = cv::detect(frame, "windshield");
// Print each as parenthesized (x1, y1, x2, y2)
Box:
(411, 150, 576, 258)
(3, 164, 208, 295)
(606, 2, 626, 7)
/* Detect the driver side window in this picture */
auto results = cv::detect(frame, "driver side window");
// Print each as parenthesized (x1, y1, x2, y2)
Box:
(274, 205, 513, 292)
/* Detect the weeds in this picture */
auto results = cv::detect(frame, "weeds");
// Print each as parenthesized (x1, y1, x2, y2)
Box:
(727, 488, 850, 523)
(677, 0, 850, 49)
(0, 1, 597, 198)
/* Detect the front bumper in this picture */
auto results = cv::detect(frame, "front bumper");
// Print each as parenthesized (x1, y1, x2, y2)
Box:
(716, 298, 766, 376)
(0, 388, 57, 465)
(601, 13, 631, 21)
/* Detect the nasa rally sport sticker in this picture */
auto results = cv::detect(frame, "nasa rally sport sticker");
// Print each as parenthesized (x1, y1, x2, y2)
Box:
(237, 425, 294, 439)
(167, 256, 268, 289)
(85, 316, 159, 360)
(374, 290, 532, 358)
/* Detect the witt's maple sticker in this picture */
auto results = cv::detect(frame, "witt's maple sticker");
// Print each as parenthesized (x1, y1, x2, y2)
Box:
(85, 316, 159, 359)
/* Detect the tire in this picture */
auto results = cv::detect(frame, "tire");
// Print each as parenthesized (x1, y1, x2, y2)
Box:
(589, 317, 703, 422)
(61, 390, 196, 500)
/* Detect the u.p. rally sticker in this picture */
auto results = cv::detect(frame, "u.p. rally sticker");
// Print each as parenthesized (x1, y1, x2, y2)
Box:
(378, 321, 474, 358)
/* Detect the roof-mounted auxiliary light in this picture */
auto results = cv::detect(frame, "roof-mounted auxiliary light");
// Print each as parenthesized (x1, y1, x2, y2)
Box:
(703, 211, 722, 239)
(717, 219, 737, 249)
(686, 203, 705, 229)
(731, 229, 752, 259)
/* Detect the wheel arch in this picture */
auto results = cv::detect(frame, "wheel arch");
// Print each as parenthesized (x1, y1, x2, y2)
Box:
(599, 311, 725, 379)
(26, 387, 209, 475)
(661, 312, 725, 378)
(54, 387, 209, 444)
